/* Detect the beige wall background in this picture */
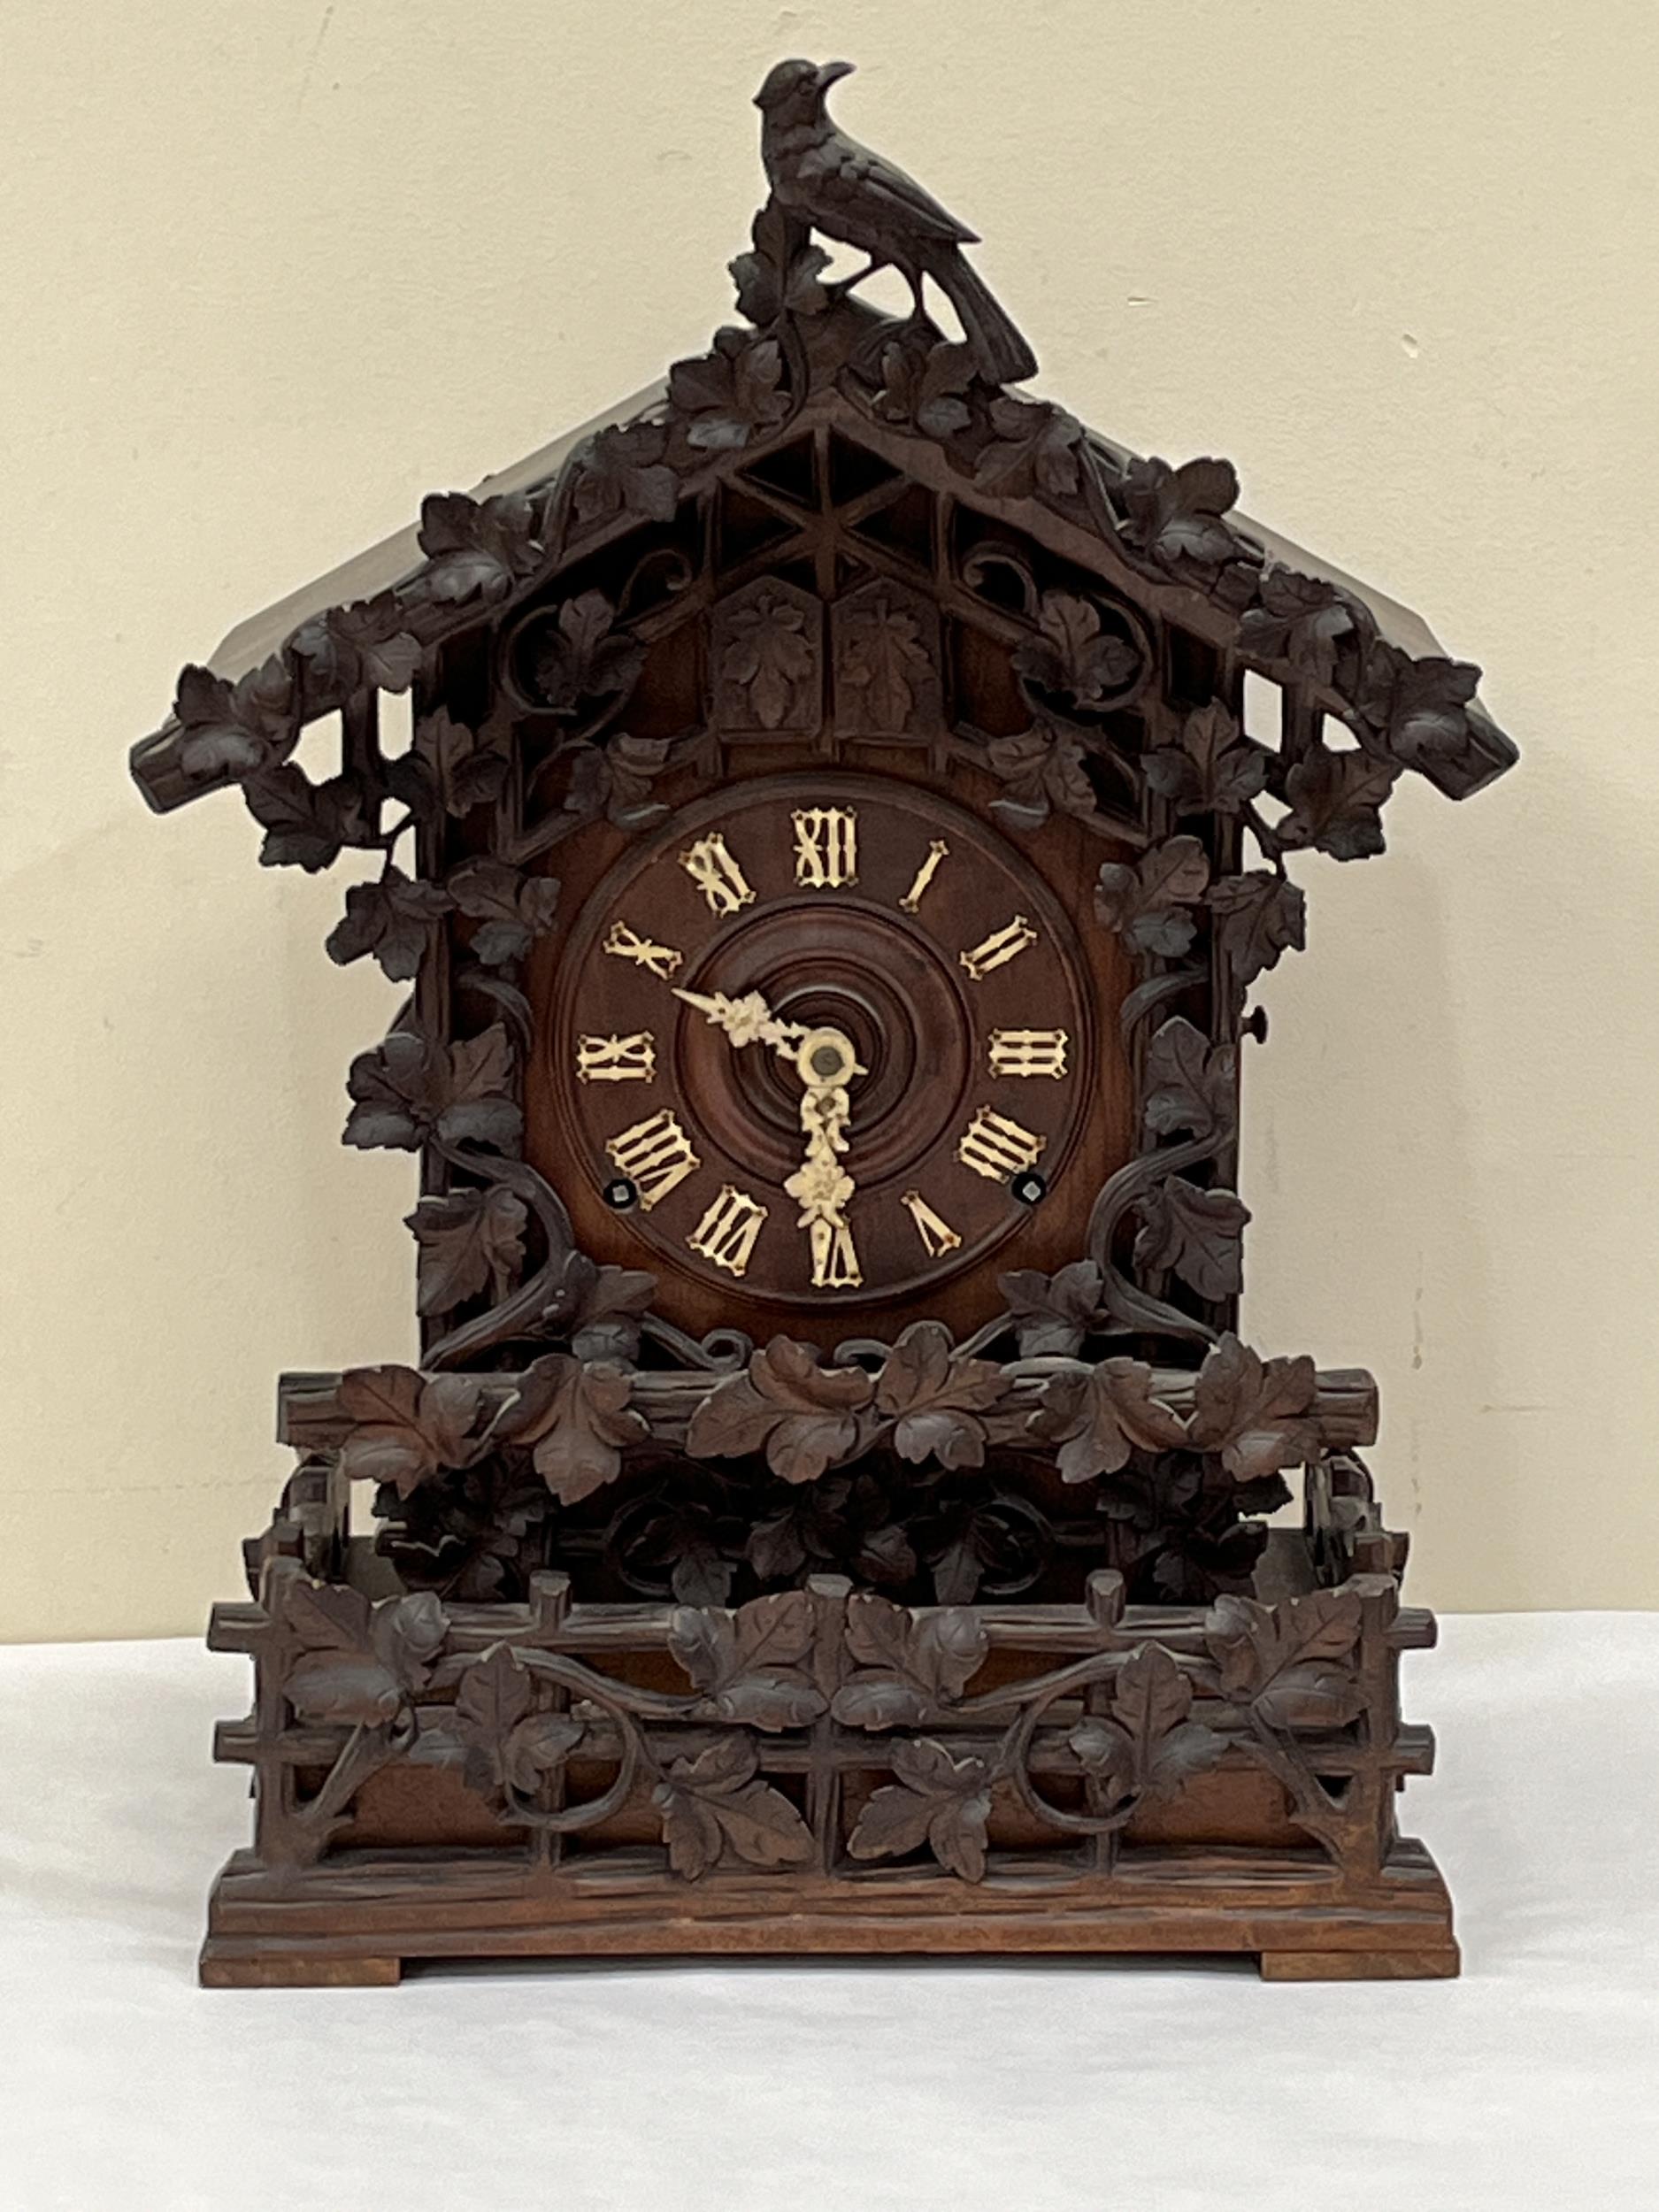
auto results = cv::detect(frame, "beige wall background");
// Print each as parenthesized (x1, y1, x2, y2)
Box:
(4, 0, 1656, 1640)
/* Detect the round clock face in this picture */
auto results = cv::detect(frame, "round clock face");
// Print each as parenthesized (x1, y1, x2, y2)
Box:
(548, 773, 1098, 1309)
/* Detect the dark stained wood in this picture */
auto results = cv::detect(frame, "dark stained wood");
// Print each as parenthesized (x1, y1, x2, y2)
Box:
(127, 58, 1517, 1986)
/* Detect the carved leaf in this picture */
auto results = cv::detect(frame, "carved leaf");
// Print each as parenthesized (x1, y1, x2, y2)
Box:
(1014, 591, 1141, 712)
(986, 723, 1096, 827)
(573, 419, 680, 527)
(669, 327, 791, 452)
(871, 334, 976, 438)
(1356, 643, 1481, 767)
(1134, 1178, 1250, 1301)
(1280, 743, 1399, 861)
(324, 598, 425, 695)
(552, 1253, 658, 1363)
(448, 857, 561, 965)
(718, 588, 814, 730)
(452, 1643, 583, 1801)
(501, 1353, 647, 1506)
(418, 490, 538, 606)
(1120, 455, 1241, 569)
(1143, 702, 1268, 816)
(1094, 836, 1211, 956)
(848, 1739, 991, 1881)
(283, 1584, 442, 1728)
(687, 1337, 875, 1485)
(1188, 1333, 1321, 1479)
(1142, 1018, 1236, 1145)
(1206, 1588, 1366, 1730)
(832, 1593, 988, 1729)
(1207, 871, 1307, 987)
(326, 866, 453, 981)
(334, 1364, 492, 1495)
(667, 1590, 826, 1731)
(730, 199, 830, 326)
(999, 1259, 1103, 1357)
(565, 732, 674, 830)
(1029, 1360, 1190, 1484)
(426, 709, 511, 816)
(874, 1321, 1010, 1471)
(1239, 567, 1353, 687)
(974, 396, 1087, 498)
(531, 590, 644, 718)
(242, 763, 370, 872)
(839, 593, 932, 732)
(653, 1735, 814, 1878)
(406, 1186, 527, 1316)
(1067, 1642, 1227, 1805)
(173, 656, 296, 780)
(343, 1024, 522, 1154)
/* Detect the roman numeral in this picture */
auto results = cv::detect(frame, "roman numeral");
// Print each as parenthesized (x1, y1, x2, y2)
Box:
(793, 806, 858, 888)
(987, 1028, 1070, 1079)
(687, 1184, 769, 1278)
(576, 1031, 657, 1084)
(959, 914, 1038, 981)
(900, 1190, 962, 1257)
(808, 1217, 862, 1290)
(956, 1107, 1048, 1183)
(603, 920, 682, 979)
(898, 839, 949, 913)
(680, 833, 756, 916)
(605, 1109, 700, 1210)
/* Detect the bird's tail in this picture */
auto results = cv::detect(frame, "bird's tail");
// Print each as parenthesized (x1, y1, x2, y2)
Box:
(934, 250, 1037, 387)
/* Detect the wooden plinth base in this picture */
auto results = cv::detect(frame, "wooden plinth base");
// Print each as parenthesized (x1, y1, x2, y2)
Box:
(200, 1839, 1458, 1986)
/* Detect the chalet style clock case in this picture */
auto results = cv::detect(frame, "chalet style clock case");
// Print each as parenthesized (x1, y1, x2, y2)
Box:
(132, 60, 1516, 1985)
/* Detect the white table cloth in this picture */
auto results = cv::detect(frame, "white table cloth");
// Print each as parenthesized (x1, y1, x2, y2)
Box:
(3, 1615, 1657, 2210)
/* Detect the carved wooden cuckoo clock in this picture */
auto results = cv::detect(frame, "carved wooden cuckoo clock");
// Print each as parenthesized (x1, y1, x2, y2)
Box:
(133, 58, 1516, 1985)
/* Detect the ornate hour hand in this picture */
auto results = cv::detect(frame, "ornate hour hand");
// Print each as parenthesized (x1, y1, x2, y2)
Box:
(671, 985, 806, 1061)
(783, 1025, 865, 1290)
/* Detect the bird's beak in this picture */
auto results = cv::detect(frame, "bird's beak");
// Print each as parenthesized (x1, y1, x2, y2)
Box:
(815, 59, 855, 90)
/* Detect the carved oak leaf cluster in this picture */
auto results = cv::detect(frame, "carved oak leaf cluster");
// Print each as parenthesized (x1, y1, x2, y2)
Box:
(1206, 1586, 1365, 1729)
(669, 326, 792, 453)
(406, 1185, 527, 1317)
(343, 1024, 522, 1154)
(173, 658, 296, 780)
(417, 489, 540, 607)
(668, 1589, 826, 1729)
(873, 1321, 1009, 1471)
(848, 1738, 992, 1881)
(500, 1352, 648, 1506)
(334, 1364, 495, 1494)
(729, 200, 830, 328)
(1144, 702, 1267, 816)
(832, 1593, 988, 1730)
(450, 1643, 583, 1805)
(652, 1735, 814, 1879)
(282, 1580, 447, 1729)
(1067, 1641, 1227, 1812)
(572, 419, 679, 529)
(1094, 836, 1210, 956)
(687, 1336, 875, 1484)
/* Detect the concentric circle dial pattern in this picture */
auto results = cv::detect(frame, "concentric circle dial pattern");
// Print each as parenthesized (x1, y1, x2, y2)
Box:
(551, 774, 1097, 1308)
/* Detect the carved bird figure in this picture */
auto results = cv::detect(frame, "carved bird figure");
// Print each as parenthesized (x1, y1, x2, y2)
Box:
(754, 57, 1037, 388)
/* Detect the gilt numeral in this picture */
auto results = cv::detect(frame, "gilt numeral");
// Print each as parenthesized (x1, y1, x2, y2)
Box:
(576, 1031, 657, 1084)
(604, 920, 682, 979)
(959, 914, 1038, 981)
(687, 1184, 769, 1278)
(794, 806, 858, 888)
(899, 840, 949, 914)
(605, 1109, 700, 1210)
(809, 1217, 862, 1290)
(987, 1028, 1069, 1079)
(956, 1107, 1048, 1183)
(900, 1190, 962, 1257)
(680, 833, 756, 915)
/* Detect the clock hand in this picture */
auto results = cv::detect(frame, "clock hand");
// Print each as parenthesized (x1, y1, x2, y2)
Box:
(782, 1025, 865, 1288)
(671, 986, 807, 1061)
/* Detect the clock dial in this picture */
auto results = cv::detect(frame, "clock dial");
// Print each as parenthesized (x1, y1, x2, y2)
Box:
(547, 773, 1106, 1313)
